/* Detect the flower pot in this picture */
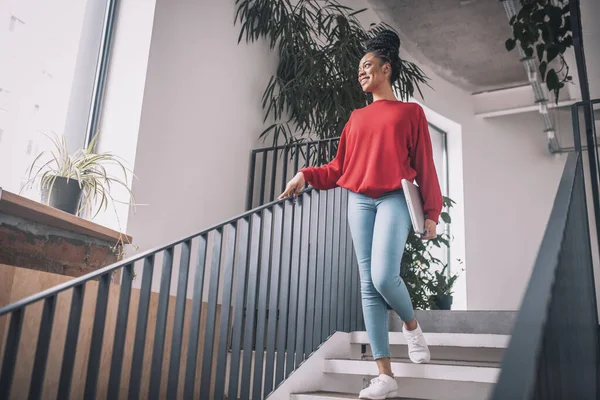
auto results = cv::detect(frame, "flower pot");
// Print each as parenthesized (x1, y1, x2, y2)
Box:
(431, 294, 453, 310)
(41, 176, 82, 215)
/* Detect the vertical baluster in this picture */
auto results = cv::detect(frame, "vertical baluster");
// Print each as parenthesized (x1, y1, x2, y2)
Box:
(84, 273, 111, 400)
(329, 139, 335, 162)
(358, 249, 365, 330)
(227, 219, 250, 400)
(263, 203, 284, 395)
(148, 248, 175, 400)
(322, 190, 335, 340)
(352, 247, 362, 331)
(252, 209, 273, 399)
(167, 241, 192, 397)
(183, 235, 208, 398)
(304, 190, 320, 355)
(270, 148, 278, 202)
(285, 196, 302, 376)
(28, 295, 57, 400)
(107, 264, 134, 398)
(330, 188, 342, 332)
(295, 192, 311, 366)
(246, 151, 257, 210)
(293, 144, 300, 175)
(214, 225, 238, 399)
(338, 189, 348, 331)
(316, 141, 323, 166)
(129, 255, 155, 400)
(275, 201, 294, 387)
(57, 284, 85, 400)
(313, 190, 327, 348)
(344, 191, 354, 332)
(239, 213, 262, 400)
(281, 147, 289, 193)
(0, 308, 24, 400)
(259, 151, 268, 206)
(199, 230, 224, 399)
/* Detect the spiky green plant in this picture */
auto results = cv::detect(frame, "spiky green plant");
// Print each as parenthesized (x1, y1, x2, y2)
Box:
(23, 132, 137, 224)
(235, 0, 430, 147)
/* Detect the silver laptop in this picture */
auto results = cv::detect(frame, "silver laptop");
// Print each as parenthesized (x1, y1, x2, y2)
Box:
(401, 179, 425, 235)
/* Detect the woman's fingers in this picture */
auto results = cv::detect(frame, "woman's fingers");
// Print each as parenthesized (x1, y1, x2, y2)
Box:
(278, 182, 297, 200)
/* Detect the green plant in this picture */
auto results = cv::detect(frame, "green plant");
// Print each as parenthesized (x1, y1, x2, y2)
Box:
(426, 264, 460, 299)
(401, 196, 455, 309)
(235, 0, 430, 147)
(505, 0, 572, 101)
(23, 132, 137, 231)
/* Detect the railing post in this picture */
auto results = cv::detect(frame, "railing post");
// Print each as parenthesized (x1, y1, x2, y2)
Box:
(246, 151, 257, 210)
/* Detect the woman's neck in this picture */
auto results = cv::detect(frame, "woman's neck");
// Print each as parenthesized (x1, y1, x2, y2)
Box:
(372, 86, 397, 102)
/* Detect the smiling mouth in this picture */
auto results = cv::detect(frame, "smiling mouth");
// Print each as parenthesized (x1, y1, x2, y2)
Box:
(360, 77, 369, 85)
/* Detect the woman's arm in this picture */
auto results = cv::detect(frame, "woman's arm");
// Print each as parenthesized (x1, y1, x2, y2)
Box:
(410, 106, 443, 224)
(300, 119, 351, 190)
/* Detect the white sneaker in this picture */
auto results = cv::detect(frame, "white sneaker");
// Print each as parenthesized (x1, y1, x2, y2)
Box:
(358, 374, 399, 399)
(403, 322, 431, 364)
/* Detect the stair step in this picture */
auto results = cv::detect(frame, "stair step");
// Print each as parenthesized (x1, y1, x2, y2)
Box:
(350, 332, 510, 348)
(323, 359, 500, 384)
(291, 392, 420, 400)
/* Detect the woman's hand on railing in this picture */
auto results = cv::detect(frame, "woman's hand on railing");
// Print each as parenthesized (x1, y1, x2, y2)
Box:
(279, 172, 306, 200)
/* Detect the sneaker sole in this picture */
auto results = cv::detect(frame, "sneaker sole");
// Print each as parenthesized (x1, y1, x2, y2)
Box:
(358, 390, 399, 399)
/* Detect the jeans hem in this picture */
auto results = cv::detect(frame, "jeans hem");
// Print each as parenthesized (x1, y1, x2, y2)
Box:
(373, 354, 392, 360)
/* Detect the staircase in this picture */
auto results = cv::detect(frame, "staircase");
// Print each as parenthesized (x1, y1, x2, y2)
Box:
(269, 311, 514, 400)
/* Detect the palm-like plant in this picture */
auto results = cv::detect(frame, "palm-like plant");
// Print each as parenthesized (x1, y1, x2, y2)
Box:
(23, 132, 136, 222)
(235, 0, 430, 147)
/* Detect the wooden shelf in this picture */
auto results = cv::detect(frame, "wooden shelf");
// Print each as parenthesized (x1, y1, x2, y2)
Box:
(0, 188, 132, 243)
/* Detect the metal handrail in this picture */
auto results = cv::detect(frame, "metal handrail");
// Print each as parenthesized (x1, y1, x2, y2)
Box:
(0, 183, 360, 399)
(0, 189, 311, 318)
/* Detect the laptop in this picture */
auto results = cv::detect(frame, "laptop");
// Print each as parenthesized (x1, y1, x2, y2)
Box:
(401, 179, 425, 235)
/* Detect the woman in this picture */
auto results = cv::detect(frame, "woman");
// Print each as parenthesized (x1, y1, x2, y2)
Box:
(280, 30, 442, 399)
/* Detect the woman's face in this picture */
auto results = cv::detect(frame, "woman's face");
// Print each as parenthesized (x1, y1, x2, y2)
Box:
(358, 52, 390, 93)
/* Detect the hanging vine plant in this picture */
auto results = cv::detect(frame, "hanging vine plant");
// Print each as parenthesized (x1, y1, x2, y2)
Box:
(234, 0, 430, 147)
(505, 0, 573, 102)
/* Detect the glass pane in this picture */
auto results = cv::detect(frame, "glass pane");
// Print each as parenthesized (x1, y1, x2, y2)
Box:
(0, 0, 108, 198)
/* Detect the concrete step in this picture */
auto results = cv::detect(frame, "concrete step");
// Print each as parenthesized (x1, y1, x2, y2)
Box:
(389, 311, 516, 334)
(291, 392, 420, 399)
(323, 359, 500, 384)
(351, 332, 510, 364)
(351, 332, 510, 348)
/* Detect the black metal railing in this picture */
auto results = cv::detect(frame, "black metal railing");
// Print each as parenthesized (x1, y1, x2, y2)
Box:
(0, 187, 362, 399)
(246, 138, 340, 210)
(491, 148, 599, 399)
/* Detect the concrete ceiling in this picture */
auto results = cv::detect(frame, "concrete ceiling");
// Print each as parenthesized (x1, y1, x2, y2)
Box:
(367, 0, 529, 93)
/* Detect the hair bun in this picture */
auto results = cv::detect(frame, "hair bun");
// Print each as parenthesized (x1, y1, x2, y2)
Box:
(365, 29, 401, 54)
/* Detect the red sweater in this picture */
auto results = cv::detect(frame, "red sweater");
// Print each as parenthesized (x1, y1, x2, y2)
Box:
(301, 100, 443, 223)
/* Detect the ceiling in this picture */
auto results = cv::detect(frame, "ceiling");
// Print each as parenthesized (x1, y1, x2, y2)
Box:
(366, 0, 528, 93)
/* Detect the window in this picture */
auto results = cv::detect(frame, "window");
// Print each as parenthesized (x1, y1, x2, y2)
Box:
(429, 122, 450, 266)
(0, 0, 114, 197)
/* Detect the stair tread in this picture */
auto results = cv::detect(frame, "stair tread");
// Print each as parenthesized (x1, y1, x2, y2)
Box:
(292, 392, 422, 400)
(343, 357, 501, 369)
(351, 332, 510, 348)
(323, 358, 500, 383)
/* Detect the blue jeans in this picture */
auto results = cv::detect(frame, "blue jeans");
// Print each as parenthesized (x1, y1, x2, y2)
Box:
(347, 190, 415, 360)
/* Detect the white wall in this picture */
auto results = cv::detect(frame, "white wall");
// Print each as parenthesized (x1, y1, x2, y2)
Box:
(126, 0, 277, 251)
(113, 0, 572, 311)
(93, 0, 157, 235)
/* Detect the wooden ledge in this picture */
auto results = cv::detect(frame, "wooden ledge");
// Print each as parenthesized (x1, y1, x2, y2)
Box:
(0, 188, 132, 244)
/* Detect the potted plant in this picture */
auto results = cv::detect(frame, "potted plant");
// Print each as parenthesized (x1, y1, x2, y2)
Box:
(23, 132, 136, 219)
(426, 264, 460, 310)
(505, 0, 573, 101)
(401, 196, 455, 309)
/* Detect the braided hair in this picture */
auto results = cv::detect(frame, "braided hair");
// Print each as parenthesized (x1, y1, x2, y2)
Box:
(364, 29, 401, 83)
